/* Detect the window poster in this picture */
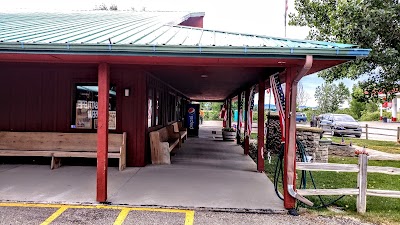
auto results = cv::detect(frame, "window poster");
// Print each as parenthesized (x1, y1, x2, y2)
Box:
(76, 100, 92, 129)
(93, 112, 116, 130)
(109, 111, 116, 130)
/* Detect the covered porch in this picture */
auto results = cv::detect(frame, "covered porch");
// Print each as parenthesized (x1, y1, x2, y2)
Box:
(0, 11, 370, 211)
(0, 121, 284, 212)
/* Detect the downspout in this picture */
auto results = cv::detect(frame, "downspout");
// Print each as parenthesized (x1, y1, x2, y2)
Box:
(287, 55, 314, 206)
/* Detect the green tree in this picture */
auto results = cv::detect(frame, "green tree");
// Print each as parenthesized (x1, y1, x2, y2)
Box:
(349, 84, 366, 119)
(315, 82, 350, 113)
(290, 0, 400, 100)
(109, 4, 118, 11)
(95, 3, 108, 10)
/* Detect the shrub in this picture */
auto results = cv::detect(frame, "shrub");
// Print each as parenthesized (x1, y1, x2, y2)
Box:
(360, 111, 380, 121)
(222, 127, 236, 132)
(204, 111, 221, 121)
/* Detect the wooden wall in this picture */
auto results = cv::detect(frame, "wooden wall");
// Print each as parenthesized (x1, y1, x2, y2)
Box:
(0, 62, 147, 167)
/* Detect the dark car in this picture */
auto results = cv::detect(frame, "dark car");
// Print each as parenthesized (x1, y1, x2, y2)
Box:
(296, 112, 307, 122)
(319, 114, 362, 138)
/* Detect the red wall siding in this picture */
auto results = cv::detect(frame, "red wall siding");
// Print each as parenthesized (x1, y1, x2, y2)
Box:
(178, 16, 204, 28)
(112, 66, 147, 167)
(0, 63, 147, 167)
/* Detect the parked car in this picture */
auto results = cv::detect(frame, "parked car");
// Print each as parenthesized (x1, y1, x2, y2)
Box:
(296, 112, 307, 122)
(319, 114, 362, 138)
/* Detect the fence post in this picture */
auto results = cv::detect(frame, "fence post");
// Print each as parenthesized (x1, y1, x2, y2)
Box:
(397, 127, 400, 143)
(357, 154, 368, 214)
(365, 124, 368, 140)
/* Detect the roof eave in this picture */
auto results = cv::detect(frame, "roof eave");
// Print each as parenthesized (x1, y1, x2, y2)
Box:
(0, 43, 371, 59)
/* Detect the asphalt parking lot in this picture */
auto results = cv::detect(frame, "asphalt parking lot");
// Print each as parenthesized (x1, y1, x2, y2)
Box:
(0, 202, 373, 225)
(0, 203, 193, 225)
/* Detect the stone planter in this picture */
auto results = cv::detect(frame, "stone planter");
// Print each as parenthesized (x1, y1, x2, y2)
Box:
(222, 131, 236, 141)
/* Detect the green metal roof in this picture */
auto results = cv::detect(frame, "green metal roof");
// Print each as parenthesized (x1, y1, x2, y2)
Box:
(0, 11, 370, 58)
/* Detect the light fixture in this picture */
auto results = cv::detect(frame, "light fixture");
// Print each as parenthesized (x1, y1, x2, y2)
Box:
(124, 88, 130, 97)
(200, 74, 208, 78)
(277, 61, 286, 64)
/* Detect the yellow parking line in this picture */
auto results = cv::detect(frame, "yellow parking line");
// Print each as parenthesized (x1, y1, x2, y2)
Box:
(184, 211, 195, 225)
(0, 202, 195, 225)
(40, 206, 68, 225)
(113, 208, 130, 225)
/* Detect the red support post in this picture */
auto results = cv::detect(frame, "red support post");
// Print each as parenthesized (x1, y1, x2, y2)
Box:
(283, 68, 298, 209)
(97, 63, 110, 202)
(237, 93, 242, 145)
(228, 98, 232, 128)
(222, 100, 227, 128)
(257, 80, 265, 173)
(244, 89, 250, 155)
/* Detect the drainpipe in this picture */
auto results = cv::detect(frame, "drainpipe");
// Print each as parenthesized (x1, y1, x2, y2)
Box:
(284, 55, 314, 209)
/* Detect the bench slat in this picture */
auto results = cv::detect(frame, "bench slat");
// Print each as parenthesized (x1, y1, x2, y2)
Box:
(0, 132, 121, 152)
(53, 152, 120, 158)
(0, 131, 126, 171)
(0, 150, 53, 157)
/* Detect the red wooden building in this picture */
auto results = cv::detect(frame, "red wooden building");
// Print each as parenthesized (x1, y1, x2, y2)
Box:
(0, 11, 370, 208)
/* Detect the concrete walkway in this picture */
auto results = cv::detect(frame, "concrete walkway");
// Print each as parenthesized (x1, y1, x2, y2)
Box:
(0, 121, 285, 213)
(352, 145, 400, 161)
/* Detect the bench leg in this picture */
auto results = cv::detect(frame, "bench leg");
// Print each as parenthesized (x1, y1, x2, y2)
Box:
(119, 156, 126, 171)
(51, 156, 62, 170)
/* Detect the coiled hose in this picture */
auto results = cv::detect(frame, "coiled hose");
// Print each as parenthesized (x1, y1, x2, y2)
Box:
(273, 140, 345, 209)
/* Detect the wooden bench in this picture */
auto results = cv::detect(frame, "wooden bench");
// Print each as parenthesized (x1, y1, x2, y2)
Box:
(171, 121, 187, 147)
(149, 125, 180, 164)
(0, 131, 126, 171)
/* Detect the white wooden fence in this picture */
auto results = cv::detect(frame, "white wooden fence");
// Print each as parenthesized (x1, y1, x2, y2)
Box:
(296, 154, 400, 213)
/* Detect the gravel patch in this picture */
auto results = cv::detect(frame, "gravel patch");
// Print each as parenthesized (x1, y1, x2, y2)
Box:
(193, 211, 374, 225)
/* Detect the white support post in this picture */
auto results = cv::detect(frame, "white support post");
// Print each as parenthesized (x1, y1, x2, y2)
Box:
(357, 154, 368, 214)
(392, 97, 398, 122)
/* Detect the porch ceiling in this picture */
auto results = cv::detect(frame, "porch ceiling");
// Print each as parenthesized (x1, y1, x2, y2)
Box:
(146, 65, 282, 101)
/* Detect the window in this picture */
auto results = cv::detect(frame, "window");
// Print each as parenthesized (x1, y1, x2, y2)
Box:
(72, 84, 117, 130)
(148, 88, 153, 128)
(155, 90, 160, 126)
(168, 93, 176, 122)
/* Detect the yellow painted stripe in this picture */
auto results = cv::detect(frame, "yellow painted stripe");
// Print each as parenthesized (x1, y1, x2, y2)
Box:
(0, 202, 193, 213)
(113, 208, 130, 225)
(40, 206, 68, 225)
(184, 211, 195, 225)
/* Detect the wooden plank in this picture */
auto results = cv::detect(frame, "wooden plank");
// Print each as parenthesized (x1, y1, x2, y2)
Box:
(0, 150, 53, 157)
(51, 156, 62, 170)
(119, 132, 126, 171)
(53, 152, 120, 158)
(367, 189, 400, 198)
(297, 162, 359, 172)
(357, 154, 367, 214)
(367, 165, 400, 175)
(0, 132, 122, 152)
(297, 188, 358, 196)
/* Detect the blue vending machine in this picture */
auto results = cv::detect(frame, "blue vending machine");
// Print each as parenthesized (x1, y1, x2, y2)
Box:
(185, 103, 200, 137)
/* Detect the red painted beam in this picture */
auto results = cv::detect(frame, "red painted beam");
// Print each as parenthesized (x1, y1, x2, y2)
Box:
(97, 63, 110, 202)
(283, 68, 296, 209)
(244, 89, 250, 155)
(228, 99, 232, 128)
(257, 80, 265, 173)
(236, 92, 242, 145)
(0, 52, 332, 68)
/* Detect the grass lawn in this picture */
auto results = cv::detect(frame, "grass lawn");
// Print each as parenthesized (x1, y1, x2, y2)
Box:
(264, 155, 400, 225)
(330, 137, 400, 154)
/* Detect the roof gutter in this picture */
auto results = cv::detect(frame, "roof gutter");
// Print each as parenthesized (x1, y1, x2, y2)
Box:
(0, 42, 371, 59)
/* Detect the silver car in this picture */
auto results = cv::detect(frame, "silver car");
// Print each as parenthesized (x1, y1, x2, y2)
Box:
(319, 114, 362, 138)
